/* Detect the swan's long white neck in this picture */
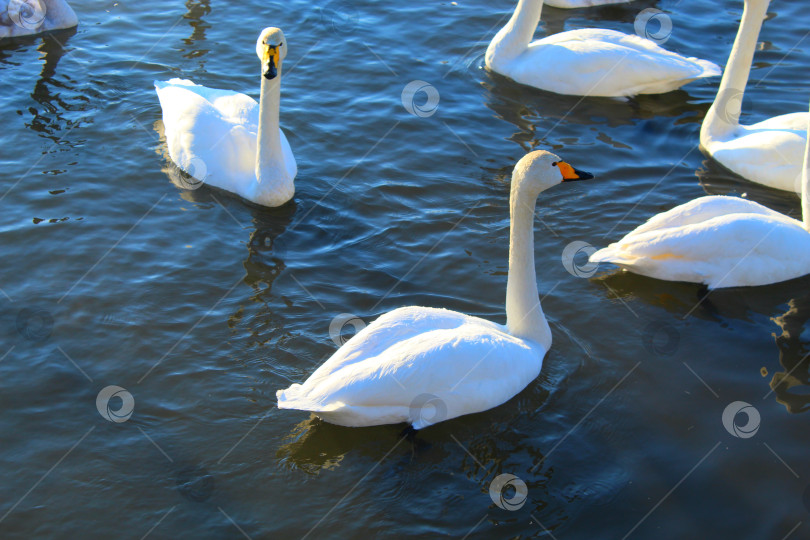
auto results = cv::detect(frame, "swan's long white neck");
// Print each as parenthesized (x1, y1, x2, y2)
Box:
(802, 110, 810, 231)
(486, 0, 542, 67)
(505, 174, 551, 349)
(255, 61, 293, 201)
(700, 0, 769, 146)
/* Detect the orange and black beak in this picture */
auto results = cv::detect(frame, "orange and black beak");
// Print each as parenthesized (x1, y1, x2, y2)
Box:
(556, 161, 594, 182)
(262, 43, 282, 80)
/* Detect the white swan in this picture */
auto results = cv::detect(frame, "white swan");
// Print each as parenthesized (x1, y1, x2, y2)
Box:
(277, 151, 594, 428)
(485, 0, 720, 97)
(154, 27, 297, 207)
(0, 0, 77, 38)
(546, 0, 630, 8)
(590, 105, 810, 289)
(700, 0, 808, 193)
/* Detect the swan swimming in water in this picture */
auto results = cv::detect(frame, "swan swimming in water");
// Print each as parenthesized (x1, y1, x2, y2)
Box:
(591, 103, 810, 289)
(277, 151, 594, 428)
(155, 27, 297, 207)
(546, 0, 631, 7)
(700, 0, 808, 193)
(0, 0, 77, 38)
(485, 0, 720, 97)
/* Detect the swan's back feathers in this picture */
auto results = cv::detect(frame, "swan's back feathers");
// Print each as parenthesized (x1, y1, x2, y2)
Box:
(502, 28, 720, 96)
(622, 196, 788, 238)
(592, 202, 810, 288)
(277, 307, 545, 428)
(155, 79, 258, 127)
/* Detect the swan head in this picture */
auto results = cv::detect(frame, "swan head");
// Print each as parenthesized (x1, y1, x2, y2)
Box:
(257, 27, 287, 80)
(513, 150, 594, 195)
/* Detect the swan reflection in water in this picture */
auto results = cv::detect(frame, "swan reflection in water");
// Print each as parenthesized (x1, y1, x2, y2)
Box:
(770, 296, 810, 413)
(594, 269, 810, 413)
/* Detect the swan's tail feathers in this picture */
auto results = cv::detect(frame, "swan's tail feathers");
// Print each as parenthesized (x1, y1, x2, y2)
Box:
(276, 385, 334, 412)
(693, 58, 722, 79)
(589, 245, 638, 266)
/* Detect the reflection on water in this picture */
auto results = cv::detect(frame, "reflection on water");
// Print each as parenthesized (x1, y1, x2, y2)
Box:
(595, 268, 810, 413)
(771, 296, 810, 414)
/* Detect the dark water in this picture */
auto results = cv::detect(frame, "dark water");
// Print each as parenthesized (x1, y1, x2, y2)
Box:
(1, 0, 809, 538)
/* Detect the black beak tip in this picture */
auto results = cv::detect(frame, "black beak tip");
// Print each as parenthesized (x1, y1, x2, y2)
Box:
(264, 66, 277, 80)
(563, 168, 594, 182)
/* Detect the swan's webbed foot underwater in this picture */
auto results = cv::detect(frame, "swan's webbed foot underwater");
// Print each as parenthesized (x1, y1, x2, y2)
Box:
(399, 425, 432, 457)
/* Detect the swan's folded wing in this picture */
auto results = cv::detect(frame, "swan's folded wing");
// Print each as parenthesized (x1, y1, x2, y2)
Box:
(592, 213, 810, 287)
(711, 127, 807, 191)
(154, 80, 258, 186)
(155, 79, 258, 128)
(749, 112, 810, 133)
(278, 324, 542, 428)
(621, 196, 787, 239)
(526, 29, 719, 95)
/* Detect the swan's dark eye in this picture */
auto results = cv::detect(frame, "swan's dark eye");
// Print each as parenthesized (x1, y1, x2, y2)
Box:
(551, 162, 558, 167)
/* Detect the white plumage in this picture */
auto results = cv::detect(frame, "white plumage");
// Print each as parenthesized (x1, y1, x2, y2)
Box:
(155, 28, 297, 207)
(545, 0, 631, 8)
(700, 0, 808, 193)
(277, 151, 594, 428)
(591, 104, 810, 288)
(277, 307, 546, 429)
(0, 0, 77, 39)
(485, 0, 720, 97)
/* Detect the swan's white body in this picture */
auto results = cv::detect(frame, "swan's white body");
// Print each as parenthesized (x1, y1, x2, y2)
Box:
(592, 105, 810, 289)
(277, 307, 547, 429)
(277, 151, 592, 428)
(546, 0, 630, 7)
(154, 28, 296, 207)
(0, 0, 77, 38)
(700, 0, 808, 193)
(485, 0, 720, 97)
